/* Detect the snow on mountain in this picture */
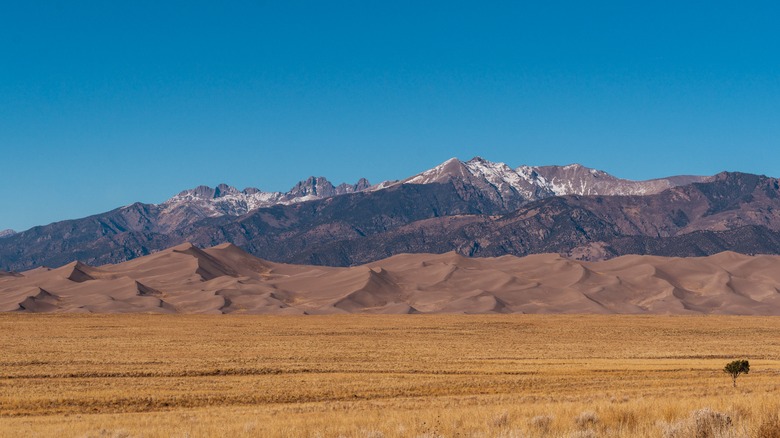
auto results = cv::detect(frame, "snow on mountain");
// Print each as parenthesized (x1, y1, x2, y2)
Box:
(152, 157, 710, 233)
(462, 157, 555, 200)
(156, 177, 374, 230)
(404, 157, 471, 184)
(397, 157, 712, 209)
(287, 176, 371, 199)
(530, 164, 712, 196)
(400, 157, 553, 209)
(0, 229, 15, 239)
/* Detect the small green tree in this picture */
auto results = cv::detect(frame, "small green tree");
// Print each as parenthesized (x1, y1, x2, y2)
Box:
(723, 359, 749, 387)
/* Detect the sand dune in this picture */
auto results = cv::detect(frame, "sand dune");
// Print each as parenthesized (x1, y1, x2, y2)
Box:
(3, 244, 780, 314)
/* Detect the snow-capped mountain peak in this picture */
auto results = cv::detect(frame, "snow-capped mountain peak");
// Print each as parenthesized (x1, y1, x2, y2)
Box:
(401, 157, 711, 206)
(156, 176, 373, 232)
(151, 156, 710, 234)
(403, 157, 470, 184)
(402, 157, 554, 208)
(463, 156, 544, 198)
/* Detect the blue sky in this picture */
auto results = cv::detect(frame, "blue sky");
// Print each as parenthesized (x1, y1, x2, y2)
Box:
(2, 1, 779, 232)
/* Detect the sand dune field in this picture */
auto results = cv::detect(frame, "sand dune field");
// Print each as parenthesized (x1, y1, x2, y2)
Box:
(3, 243, 780, 314)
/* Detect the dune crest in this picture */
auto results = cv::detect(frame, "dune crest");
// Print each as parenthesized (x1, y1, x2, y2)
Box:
(3, 243, 780, 314)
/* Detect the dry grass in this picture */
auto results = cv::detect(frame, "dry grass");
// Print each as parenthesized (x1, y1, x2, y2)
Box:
(1, 314, 780, 437)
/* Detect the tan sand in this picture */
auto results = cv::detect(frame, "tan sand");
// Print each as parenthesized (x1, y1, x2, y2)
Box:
(3, 244, 780, 314)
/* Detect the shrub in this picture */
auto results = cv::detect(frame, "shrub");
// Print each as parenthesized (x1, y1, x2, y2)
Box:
(693, 408, 732, 438)
(574, 411, 599, 429)
(530, 415, 553, 435)
(659, 408, 733, 438)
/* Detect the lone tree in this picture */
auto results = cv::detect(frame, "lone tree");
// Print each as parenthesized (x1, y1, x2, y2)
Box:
(723, 359, 750, 387)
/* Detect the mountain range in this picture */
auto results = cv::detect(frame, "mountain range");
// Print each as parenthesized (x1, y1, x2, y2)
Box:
(4, 242, 780, 314)
(2, 156, 779, 272)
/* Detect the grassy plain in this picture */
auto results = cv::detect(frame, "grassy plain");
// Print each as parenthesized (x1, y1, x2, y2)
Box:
(1, 314, 780, 437)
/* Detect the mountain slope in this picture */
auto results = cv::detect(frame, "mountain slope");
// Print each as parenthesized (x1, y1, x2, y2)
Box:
(530, 163, 709, 196)
(166, 171, 780, 266)
(0, 178, 515, 270)
(398, 157, 709, 209)
(301, 172, 780, 264)
(0, 158, 770, 270)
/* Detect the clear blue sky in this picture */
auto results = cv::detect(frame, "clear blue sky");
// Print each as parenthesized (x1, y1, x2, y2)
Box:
(2, 1, 779, 232)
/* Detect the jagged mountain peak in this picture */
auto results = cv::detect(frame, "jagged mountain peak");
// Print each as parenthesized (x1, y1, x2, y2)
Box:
(536, 163, 610, 177)
(287, 176, 337, 198)
(403, 157, 470, 184)
(156, 175, 374, 232)
(463, 156, 496, 168)
(354, 177, 371, 190)
(401, 157, 551, 209)
(336, 177, 372, 195)
(214, 183, 241, 197)
(176, 185, 216, 199)
(405, 156, 522, 184)
(175, 183, 251, 199)
(287, 176, 374, 199)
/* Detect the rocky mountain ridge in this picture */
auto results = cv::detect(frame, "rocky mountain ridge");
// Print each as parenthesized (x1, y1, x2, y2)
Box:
(0, 158, 770, 271)
(397, 157, 711, 211)
(157, 177, 372, 231)
(153, 157, 710, 231)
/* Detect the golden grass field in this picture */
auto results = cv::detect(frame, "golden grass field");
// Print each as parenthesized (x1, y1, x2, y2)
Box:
(2, 314, 780, 437)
